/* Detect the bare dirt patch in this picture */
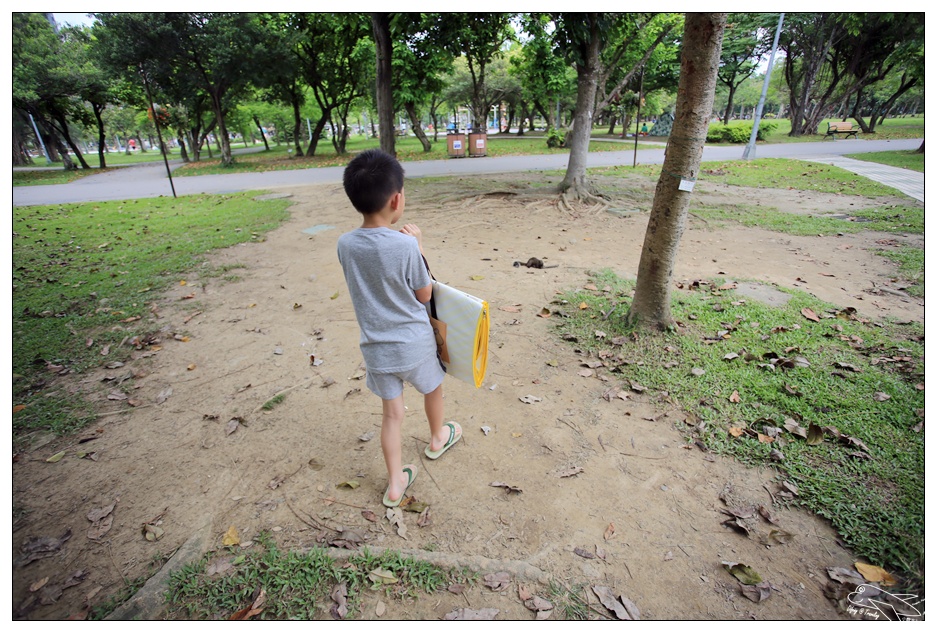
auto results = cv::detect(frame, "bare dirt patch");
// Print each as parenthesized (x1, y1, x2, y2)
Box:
(11, 172, 923, 620)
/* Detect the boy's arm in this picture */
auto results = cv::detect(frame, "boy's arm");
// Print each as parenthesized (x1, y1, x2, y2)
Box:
(402, 224, 432, 303)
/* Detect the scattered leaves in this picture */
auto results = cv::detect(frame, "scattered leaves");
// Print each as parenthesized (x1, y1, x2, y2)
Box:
(591, 586, 640, 620)
(854, 562, 897, 586)
(740, 582, 773, 603)
(722, 562, 763, 585)
(801, 308, 820, 322)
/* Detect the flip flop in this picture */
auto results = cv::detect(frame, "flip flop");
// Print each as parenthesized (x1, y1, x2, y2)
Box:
(383, 464, 417, 508)
(424, 421, 462, 460)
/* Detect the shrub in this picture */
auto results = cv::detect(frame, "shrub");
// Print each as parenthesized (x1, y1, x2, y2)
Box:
(546, 128, 566, 148)
(706, 121, 777, 143)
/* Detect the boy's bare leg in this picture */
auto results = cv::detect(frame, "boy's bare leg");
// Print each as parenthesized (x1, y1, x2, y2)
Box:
(381, 395, 408, 502)
(425, 385, 448, 452)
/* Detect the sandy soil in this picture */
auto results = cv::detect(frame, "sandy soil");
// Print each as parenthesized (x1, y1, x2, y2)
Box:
(11, 171, 923, 620)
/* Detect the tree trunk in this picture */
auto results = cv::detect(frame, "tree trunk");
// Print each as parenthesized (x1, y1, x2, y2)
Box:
(607, 112, 617, 136)
(429, 95, 442, 142)
(405, 102, 432, 152)
(291, 98, 305, 157)
(723, 83, 738, 125)
(516, 102, 527, 136)
(53, 111, 91, 169)
(915, 140, 923, 154)
(627, 13, 727, 330)
(93, 103, 107, 169)
(559, 13, 602, 200)
(372, 12, 395, 156)
(306, 114, 329, 157)
(253, 115, 270, 151)
(209, 91, 233, 166)
(177, 134, 190, 162)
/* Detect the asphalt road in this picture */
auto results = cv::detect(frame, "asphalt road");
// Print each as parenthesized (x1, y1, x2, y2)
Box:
(12, 138, 923, 207)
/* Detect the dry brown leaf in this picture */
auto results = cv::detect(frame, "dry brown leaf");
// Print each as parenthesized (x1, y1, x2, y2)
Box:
(603, 522, 616, 540)
(221, 525, 240, 547)
(729, 390, 741, 403)
(854, 562, 897, 586)
(801, 307, 821, 322)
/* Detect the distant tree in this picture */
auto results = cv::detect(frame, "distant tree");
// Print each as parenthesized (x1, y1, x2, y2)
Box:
(717, 13, 775, 124)
(439, 13, 515, 131)
(371, 12, 395, 155)
(512, 14, 575, 134)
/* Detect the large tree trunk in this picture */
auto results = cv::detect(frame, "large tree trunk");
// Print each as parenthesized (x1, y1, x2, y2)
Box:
(372, 12, 395, 156)
(559, 13, 602, 200)
(723, 83, 738, 125)
(52, 111, 91, 169)
(210, 92, 233, 166)
(915, 140, 923, 154)
(405, 102, 432, 152)
(306, 114, 330, 157)
(627, 13, 727, 330)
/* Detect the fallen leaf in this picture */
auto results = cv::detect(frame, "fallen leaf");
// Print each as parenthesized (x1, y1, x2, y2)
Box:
(801, 308, 820, 322)
(416, 506, 432, 527)
(762, 529, 795, 546)
(556, 466, 584, 478)
(729, 390, 741, 403)
(336, 481, 360, 490)
(155, 387, 172, 404)
(722, 562, 763, 585)
(29, 577, 50, 592)
(469, 275, 484, 281)
(330, 291, 339, 300)
(740, 582, 773, 602)
(573, 547, 595, 559)
(489, 482, 522, 494)
(16, 529, 72, 567)
(443, 608, 499, 621)
(723, 352, 739, 361)
(222, 526, 240, 547)
(499, 305, 522, 313)
(603, 523, 616, 540)
(142, 523, 164, 542)
(629, 381, 646, 393)
(578, 369, 594, 378)
(206, 558, 234, 576)
(46, 450, 67, 463)
(375, 600, 386, 617)
(854, 562, 897, 586)
(329, 583, 347, 619)
(872, 392, 891, 402)
(448, 584, 466, 595)
(483, 571, 511, 591)
(728, 427, 745, 438)
(757, 504, 779, 525)
(358, 430, 376, 442)
(361, 510, 378, 523)
(518, 395, 541, 404)
(187, 364, 196, 371)
(579, 302, 589, 310)
(368, 568, 398, 585)
(524, 596, 554, 613)
(691, 367, 706, 376)
(806, 423, 824, 445)
(225, 418, 241, 435)
(592, 586, 640, 620)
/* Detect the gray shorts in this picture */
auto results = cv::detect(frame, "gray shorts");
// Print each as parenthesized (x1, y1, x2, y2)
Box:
(365, 354, 445, 400)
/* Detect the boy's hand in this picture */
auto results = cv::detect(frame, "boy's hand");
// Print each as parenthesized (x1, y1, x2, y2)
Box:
(400, 224, 423, 252)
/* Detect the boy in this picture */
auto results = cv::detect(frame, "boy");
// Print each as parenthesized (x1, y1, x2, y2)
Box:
(337, 149, 462, 508)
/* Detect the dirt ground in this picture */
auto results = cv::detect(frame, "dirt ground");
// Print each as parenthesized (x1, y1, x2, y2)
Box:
(11, 171, 923, 620)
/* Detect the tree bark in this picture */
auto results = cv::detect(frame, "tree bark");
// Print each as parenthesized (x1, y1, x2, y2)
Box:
(405, 102, 432, 152)
(627, 13, 727, 330)
(253, 115, 270, 151)
(291, 97, 305, 157)
(53, 111, 91, 169)
(306, 114, 329, 157)
(915, 140, 923, 154)
(559, 13, 602, 200)
(92, 103, 107, 169)
(372, 13, 395, 156)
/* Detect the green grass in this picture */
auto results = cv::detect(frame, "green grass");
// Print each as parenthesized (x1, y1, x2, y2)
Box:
(554, 270, 924, 579)
(876, 247, 925, 297)
(165, 537, 462, 620)
(599, 158, 910, 198)
(13, 168, 102, 186)
(739, 116, 925, 144)
(690, 203, 923, 236)
(261, 394, 286, 411)
(12, 193, 292, 438)
(845, 150, 925, 172)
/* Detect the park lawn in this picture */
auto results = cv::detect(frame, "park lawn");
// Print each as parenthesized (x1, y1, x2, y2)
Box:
(598, 157, 908, 198)
(555, 271, 924, 583)
(12, 192, 292, 437)
(748, 116, 924, 144)
(844, 150, 925, 172)
(12, 168, 100, 186)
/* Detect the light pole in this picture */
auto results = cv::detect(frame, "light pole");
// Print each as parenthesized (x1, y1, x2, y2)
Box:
(743, 13, 784, 160)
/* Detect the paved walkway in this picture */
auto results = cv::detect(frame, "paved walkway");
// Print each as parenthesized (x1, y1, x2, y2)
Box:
(799, 154, 923, 202)
(12, 138, 924, 206)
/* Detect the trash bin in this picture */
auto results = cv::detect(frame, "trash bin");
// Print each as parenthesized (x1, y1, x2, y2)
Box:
(468, 128, 487, 157)
(447, 130, 466, 158)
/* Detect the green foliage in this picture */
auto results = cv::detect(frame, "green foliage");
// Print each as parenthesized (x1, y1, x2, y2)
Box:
(555, 270, 924, 577)
(706, 120, 777, 143)
(164, 541, 457, 620)
(12, 193, 291, 437)
(546, 128, 566, 148)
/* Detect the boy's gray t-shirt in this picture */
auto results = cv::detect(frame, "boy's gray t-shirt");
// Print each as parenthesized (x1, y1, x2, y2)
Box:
(337, 227, 436, 373)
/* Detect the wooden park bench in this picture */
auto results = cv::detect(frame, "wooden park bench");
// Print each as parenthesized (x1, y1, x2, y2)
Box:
(824, 121, 859, 140)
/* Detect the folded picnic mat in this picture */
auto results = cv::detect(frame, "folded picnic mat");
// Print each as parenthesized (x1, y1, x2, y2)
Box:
(431, 280, 489, 387)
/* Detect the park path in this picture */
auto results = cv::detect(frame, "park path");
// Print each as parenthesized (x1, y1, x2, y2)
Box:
(12, 138, 923, 206)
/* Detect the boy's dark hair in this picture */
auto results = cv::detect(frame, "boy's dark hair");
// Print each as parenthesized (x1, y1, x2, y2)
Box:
(342, 149, 405, 214)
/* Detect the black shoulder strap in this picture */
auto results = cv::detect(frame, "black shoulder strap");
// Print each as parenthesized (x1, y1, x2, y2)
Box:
(422, 255, 439, 320)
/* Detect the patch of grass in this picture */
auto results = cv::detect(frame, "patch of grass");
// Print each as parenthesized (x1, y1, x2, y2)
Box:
(845, 150, 925, 173)
(746, 116, 925, 144)
(164, 539, 460, 620)
(548, 582, 598, 620)
(13, 168, 100, 186)
(876, 246, 924, 297)
(12, 193, 292, 437)
(261, 394, 286, 411)
(690, 203, 923, 236)
(554, 270, 924, 579)
(599, 158, 909, 198)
